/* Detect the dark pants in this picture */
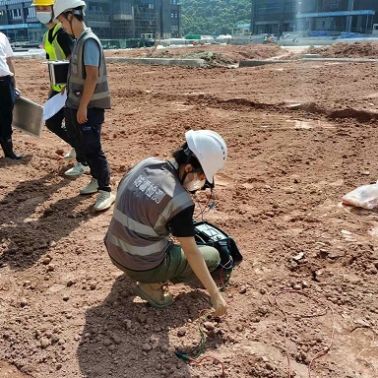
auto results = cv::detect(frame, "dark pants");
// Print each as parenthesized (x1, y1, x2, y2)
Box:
(65, 107, 110, 191)
(0, 76, 14, 141)
(45, 91, 72, 146)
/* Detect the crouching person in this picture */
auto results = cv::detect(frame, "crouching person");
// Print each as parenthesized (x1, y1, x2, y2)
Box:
(105, 130, 228, 316)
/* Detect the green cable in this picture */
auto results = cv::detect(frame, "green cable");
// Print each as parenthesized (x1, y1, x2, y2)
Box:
(175, 322, 207, 363)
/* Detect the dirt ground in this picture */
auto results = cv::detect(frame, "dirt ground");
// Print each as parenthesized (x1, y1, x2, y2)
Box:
(1, 44, 378, 378)
(306, 41, 378, 58)
(106, 44, 285, 66)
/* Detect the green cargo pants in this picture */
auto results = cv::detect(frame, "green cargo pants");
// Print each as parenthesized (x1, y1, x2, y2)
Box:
(112, 244, 221, 284)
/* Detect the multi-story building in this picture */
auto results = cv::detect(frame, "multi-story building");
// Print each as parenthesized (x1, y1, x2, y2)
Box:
(251, 0, 297, 35)
(251, 0, 378, 35)
(0, 0, 43, 44)
(0, 0, 180, 45)
(297, 0, 377, 34)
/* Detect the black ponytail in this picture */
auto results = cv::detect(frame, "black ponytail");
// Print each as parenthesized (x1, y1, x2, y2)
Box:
(172, 143, 202, 171)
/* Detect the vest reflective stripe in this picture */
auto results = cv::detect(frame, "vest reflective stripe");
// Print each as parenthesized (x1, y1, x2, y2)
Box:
(106, 158, 194, 271)
(113, 208, 159, 238)
(43, 23, 67, 92)
(154, 192, 194, 234)
(107, 232, 169, 256)
(66, 28, 111, 109)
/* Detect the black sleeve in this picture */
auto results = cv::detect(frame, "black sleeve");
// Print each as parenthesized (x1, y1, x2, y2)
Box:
(168, 205, 195, 237)
(56, 29, 74, 58)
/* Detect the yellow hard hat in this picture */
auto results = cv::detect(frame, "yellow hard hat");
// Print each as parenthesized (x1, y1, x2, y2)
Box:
(32, 0, 55, 6)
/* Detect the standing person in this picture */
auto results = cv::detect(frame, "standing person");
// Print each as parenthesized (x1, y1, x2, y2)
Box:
(0, 32, 21, 160)
(32, 0, 89, 177)
(53, 0, 115, 212)
(105, 130, 228, 316)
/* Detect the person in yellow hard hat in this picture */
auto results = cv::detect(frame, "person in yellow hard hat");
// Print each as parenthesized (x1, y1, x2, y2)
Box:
(32, 0, 89, 177)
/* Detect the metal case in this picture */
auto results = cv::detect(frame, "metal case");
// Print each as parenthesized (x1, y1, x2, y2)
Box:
(13, 96, 43, 137)
(48, 61, 69, 86)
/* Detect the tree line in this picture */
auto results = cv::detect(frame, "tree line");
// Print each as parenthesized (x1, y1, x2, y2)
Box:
(180, 0, 252, 35)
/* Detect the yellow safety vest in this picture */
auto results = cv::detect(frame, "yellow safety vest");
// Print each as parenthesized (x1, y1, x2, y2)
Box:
(43, 23, 68, 92)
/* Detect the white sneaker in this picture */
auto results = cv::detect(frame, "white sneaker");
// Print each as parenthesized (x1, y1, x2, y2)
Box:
(80, 178, 99, 195)
(64, 162, 90, 177)
(94, 190, 115, 212)
(64, 148, 76, 161)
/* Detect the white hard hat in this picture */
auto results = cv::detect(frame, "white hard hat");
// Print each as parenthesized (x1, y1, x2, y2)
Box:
(53, 0, 86, 18)
(185, 130, 227, 184)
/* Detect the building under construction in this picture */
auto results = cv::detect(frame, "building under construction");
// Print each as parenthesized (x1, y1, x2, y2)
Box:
(251, 0, 378, 36)
(0, 0, 180, 45)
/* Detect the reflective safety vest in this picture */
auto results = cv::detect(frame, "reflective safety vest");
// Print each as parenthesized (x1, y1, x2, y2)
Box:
(105, 158, 194, 271)
(43, 23, 68, 92)
(66, 28, 111, 109)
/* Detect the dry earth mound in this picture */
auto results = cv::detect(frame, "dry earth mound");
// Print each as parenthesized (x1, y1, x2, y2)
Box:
(106, 44, 284, 66)
(307, 41, 378, 58)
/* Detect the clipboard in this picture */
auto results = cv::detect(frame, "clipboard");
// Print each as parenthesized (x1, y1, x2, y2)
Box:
(13, 96, 43, 137)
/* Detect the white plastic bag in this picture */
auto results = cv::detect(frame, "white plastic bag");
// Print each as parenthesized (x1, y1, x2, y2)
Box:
(342, 183, 378, 210)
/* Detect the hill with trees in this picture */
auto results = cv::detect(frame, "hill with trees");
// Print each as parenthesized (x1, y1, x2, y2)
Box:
(180, 0, 252, 35)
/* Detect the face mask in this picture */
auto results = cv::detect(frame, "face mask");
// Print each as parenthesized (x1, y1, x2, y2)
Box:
(183, 173, 206, 193)
(36, 11, 52, 24)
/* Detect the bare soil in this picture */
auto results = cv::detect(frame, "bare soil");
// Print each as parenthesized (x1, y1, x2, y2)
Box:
(306, 41, 378, 58)
(106, 44, 284, 66)
(1, 45, 378, 378)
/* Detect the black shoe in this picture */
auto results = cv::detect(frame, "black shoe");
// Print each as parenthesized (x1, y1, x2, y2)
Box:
(0, 138, 22, 160)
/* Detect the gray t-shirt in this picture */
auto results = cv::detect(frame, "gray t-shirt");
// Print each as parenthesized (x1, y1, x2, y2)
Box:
(83, 38, 100, 67)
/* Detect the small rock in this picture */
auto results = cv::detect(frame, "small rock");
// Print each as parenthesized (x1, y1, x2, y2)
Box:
(239, 286, 247, 294)
(292, 175, 300, 183)
(328, 250, 346, 259)
(111, 334, 122, 345)
(63, 295, 69, 301)
(177, 329, 186, 337)
(20, 298, 28, 307)
(301, 281, 309, 288)
(265, 362, 274, 370)
(292, 252, 305, 261)
(40, 337, 50, 349)
(259, 288, 266, 295)
(42, 257, 52, 265)
(89, 282, 97, 290)
(285, 187, 296, 194)
(258, 306, 269, 316)
(123, 319, 132, 330)
(66, 279, 75, 287)
(236, 325, 243, 332)
(160, 344, 169, 353)
(103, 338, 112, 347)
(137, 313, 147, 324)
(203, 322, 215, 331)
(142, 343, 152, 352)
